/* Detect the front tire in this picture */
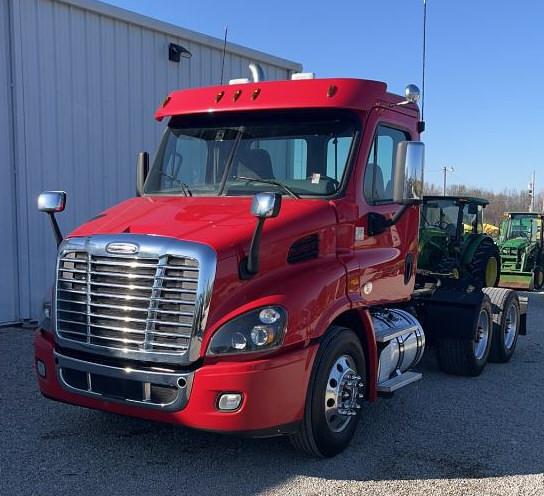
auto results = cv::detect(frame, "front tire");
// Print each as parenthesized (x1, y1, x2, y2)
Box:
(533, 267, 544, 290)
(437, 296, 493, 376)
(290, 326, 366, 457)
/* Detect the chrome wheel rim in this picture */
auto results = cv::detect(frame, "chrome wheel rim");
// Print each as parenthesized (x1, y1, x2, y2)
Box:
(324, 354, 364, 433)
(503, 302, 518, 350)
(473, 309, 490, 360)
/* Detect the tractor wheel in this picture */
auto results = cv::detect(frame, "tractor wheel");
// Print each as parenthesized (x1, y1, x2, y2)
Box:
(290, 326, 366, 457)
(437, 257, 460, 279)
(484, 288, 520, 363)
(437, 295, 493, 376)
(533, 267, 544, 290)
(466, 238, 500, 288)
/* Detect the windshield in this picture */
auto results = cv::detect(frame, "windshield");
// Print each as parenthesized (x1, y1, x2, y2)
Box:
(421, 200, 483, 238)
(500, 215, 542, 242)
(144, 110, 359, 197)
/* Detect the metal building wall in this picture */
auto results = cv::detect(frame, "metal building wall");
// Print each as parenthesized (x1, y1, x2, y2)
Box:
(2, 0, 301, 323)
(0, 0, 20, 324)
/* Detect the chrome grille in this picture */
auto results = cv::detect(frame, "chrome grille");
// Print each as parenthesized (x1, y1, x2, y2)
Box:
(56, 250, 200, 357)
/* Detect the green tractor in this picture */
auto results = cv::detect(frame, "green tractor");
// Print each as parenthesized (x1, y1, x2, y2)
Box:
(498, 212, 544, 290)
(418, 196, 501, 288)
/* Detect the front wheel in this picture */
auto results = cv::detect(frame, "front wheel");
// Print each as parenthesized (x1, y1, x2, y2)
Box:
(290, 326, 366, 457)
(533, 267, 544, 290)
(437, 296, 493, 376)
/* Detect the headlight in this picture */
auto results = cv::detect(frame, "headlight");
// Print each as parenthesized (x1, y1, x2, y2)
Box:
(207, 306, 287, 356)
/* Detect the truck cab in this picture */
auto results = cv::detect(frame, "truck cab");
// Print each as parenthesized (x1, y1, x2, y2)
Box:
(36, 76, 520, 458)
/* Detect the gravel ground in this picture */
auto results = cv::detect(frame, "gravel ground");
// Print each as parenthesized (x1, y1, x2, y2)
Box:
(1, 293, 544, 496)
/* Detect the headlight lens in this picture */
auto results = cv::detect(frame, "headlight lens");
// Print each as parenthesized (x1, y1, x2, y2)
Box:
(207, 306, 287, 356)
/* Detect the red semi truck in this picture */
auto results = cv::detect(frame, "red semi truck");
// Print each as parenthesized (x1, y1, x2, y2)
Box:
(34, 76, 526, 457)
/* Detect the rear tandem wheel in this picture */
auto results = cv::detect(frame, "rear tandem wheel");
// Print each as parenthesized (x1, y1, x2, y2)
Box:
(437, 295, 493, 376)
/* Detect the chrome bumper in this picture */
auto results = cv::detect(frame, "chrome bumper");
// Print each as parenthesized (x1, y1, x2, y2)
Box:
(55, 351, 194, 411)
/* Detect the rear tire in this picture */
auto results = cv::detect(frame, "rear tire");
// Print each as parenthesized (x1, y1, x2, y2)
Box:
(483, 288, 520, 363)
(466, 238, 500, 288)
(533, 267, 544, 290)
(437, 296, 493, 376)
(290, 326, 366, 457)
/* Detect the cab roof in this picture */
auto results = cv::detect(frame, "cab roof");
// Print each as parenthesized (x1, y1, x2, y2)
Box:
(155, 78, 419, 121)
(423, 195, 489, 206)
(505, 212, 544, 217)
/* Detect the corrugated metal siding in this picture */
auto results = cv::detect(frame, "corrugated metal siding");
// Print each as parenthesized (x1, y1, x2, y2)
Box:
(3, 0, 300, 322)
(0, 0, 19, 323)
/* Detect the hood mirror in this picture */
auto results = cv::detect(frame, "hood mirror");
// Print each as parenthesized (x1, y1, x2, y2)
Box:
(242, 193, 282, 278)
(37, 191, 67, 247)
(38, 191, 66, 213)
(251, 192, 282, 218)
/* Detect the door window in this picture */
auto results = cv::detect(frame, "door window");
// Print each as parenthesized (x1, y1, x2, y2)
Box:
(364, 125, 409, 203)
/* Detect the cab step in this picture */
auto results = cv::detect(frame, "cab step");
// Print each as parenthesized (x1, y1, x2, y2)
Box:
(377, 371, 422, 395)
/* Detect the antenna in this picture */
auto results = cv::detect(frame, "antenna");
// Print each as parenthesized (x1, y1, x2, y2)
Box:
(421, 0, 427, 121)
(220, 25, 228, 84)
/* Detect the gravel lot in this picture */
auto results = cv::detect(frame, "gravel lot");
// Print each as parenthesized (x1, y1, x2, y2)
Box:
(1, 292, 544, 496)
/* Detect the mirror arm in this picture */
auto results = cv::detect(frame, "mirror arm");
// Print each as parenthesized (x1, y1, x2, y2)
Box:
(47, 212, 63, 247)
(241, 217, 265, 278)
(389, 204, 411, 225)
(367, 204, 411, 236)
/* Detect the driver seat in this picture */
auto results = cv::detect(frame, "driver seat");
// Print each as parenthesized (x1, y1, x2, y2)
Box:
(235, 149, 275, 179)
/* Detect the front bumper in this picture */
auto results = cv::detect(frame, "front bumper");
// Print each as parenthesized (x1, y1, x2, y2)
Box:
(34, 331, 317, 434)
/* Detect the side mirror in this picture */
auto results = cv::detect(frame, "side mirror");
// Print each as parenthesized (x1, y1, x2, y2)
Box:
(38, 191, 66, 213)
(468, 203, 479, 215)
(251, 192, 282, 218)
(136, 152, 150, 196)
(393, 141, 425, 204)
(243, 193, 282, 277)
(37, 191, 67, 247)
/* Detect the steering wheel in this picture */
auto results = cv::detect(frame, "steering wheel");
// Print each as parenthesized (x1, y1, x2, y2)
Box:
(433, 220, 450, 230)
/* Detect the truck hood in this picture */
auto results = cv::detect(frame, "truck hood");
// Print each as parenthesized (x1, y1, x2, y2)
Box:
(69, 196, 338, 260)
(500, 238, 529, 251)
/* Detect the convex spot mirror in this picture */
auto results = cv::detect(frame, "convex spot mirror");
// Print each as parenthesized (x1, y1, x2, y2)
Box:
(38, 191, 66, 213)
(251, 192, 282, 218)
(393, 141, 425, 204)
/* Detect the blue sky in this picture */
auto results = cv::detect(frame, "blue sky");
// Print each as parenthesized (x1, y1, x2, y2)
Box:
(104, 0, 543, 193)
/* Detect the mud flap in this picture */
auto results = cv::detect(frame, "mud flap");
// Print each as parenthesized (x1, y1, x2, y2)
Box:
(420, 288, 485, 340)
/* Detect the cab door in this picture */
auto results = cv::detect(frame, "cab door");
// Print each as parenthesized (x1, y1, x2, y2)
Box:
(352, 110, 420, 305)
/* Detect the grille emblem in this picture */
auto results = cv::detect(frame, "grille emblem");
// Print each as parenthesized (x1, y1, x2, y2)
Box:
(106, 242, 139, 255)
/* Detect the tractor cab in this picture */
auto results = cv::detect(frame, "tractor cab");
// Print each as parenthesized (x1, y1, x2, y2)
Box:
(418, 196, 500, 288)
(498, 212, 544, 290)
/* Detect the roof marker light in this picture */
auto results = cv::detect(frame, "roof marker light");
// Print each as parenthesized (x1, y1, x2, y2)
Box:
(251, 88, 261, 100)
(291, 72, 315, 80)
(229, 78, 250, 85)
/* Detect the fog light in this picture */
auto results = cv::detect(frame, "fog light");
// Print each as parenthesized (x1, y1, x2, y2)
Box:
(218, 393, 242, 411)
(36, 360, 46, 378)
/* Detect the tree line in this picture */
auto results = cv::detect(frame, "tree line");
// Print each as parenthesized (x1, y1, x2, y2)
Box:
(423, 183, 544, 227)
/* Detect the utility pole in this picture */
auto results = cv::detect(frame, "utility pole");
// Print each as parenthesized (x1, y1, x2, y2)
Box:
(528, 171, 535, 212)
(442, 166, 454, 196)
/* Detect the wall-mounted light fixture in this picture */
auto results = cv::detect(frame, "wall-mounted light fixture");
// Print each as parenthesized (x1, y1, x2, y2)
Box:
(168, 43, 192, 63)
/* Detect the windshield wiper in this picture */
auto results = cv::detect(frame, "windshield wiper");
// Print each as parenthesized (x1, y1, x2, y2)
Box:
(159, 172, 192, 197)
(232, 176, 300, 199)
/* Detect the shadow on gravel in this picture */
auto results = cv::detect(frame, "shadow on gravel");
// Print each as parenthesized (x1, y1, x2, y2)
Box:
(2, 293, 544, 495)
